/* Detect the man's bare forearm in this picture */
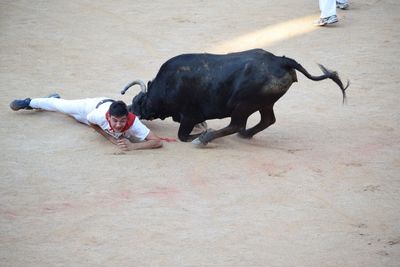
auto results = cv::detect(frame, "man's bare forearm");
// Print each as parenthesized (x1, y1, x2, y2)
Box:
(126, 139, 163, 150)
(90, 124, 118, 145)
(91, 124, 162, 150)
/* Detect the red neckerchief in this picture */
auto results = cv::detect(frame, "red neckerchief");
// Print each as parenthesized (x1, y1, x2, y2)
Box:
(106, 112, 136, 132)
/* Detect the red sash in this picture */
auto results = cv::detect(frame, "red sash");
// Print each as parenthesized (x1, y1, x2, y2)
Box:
(106, 112, 136, 132)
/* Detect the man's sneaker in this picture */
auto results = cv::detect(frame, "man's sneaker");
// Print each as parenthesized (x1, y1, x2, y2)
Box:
(10, 98, 32, 111)
(337, 2, 349, 9)
(315, 15, 338, 26)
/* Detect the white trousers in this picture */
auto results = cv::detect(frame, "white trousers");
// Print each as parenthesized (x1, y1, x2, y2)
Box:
(319, 0, 336, 18)
(30, 97, 107, 125)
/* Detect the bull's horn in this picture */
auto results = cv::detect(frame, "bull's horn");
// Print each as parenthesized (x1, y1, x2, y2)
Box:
(121, 80, 147, 95)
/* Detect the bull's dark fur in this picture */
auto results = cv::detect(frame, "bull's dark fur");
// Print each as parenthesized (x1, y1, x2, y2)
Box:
(123, 49, 349, 145)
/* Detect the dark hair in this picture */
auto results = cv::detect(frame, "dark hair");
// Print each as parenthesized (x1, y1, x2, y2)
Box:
(108, 101, 128, 117)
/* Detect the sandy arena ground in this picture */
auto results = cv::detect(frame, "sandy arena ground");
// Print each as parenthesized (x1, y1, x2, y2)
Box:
(1, 0, 399, 266)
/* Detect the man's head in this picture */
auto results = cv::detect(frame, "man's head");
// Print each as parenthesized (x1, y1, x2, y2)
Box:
(108, 101, 129, 132)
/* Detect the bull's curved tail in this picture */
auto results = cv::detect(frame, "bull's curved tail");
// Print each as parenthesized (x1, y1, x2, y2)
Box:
(283, 57, 349, 104)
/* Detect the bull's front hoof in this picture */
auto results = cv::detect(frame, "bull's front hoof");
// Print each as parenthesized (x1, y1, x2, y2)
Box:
(192, 129, 213, 147)
(191, 137, 208, 147)
(237, 132, 253, 139)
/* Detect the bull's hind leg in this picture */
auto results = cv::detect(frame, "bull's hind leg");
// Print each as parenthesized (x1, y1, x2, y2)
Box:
(193, 104, 252, 145)
(238, 106, 276, 139)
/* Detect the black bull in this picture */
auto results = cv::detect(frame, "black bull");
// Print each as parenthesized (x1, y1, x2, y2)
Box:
(121, 49, 349, 145)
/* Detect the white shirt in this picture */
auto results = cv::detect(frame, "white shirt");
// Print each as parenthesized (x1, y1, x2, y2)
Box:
(86, 102, 150, 141)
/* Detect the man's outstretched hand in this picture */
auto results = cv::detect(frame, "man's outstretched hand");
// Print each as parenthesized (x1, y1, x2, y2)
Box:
(116, 138, 131, 151)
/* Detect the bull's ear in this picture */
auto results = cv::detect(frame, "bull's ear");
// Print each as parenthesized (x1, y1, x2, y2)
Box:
(147, 80, 152, 88)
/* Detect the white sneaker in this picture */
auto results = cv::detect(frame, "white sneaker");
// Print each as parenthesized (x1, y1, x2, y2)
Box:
(337, 2, 349, 9)
(315, 15, 338, 26)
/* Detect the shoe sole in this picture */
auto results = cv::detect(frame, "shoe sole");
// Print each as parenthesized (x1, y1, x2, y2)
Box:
(314, 20, 327, 26)
(9, 102, 20, 111)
